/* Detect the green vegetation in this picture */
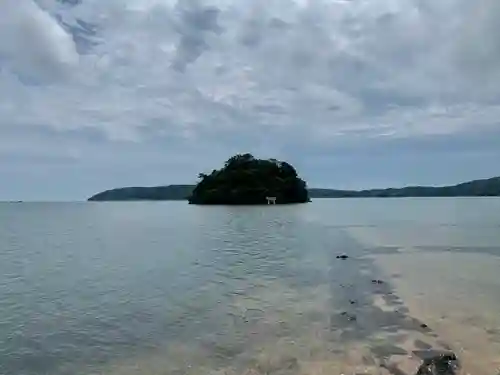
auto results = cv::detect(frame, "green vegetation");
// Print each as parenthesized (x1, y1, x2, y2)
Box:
(88, 185, 193, 201)
(309, 176, 500, 197)
(188, 154, 309, 205)
(87, 177, 500, 201)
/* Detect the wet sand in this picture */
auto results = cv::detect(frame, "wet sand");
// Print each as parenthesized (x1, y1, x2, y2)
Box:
(90, 279, 460, 375)
(347, 223, 500, 375)
(373, 251, 500, 375)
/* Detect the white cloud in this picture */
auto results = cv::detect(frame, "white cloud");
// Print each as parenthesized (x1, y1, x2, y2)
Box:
(0, 0, 79, 81)
(1, 0, 500, 150)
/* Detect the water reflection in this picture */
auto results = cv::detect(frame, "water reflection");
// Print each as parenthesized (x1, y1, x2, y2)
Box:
(1, 200, 500, 375)
(86, 230, 462, 375)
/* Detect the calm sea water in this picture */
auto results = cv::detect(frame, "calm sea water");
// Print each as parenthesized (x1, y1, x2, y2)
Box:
(1, 199, 500, 375)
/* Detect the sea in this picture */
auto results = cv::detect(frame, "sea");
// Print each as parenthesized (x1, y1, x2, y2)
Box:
(1, 198, 500, 375)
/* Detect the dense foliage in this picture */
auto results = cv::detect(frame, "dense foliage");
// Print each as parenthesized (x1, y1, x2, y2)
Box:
(188, 154, 310, 205)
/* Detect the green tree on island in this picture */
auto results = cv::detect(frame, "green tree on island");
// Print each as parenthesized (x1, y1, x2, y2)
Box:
(188, 154, 310, 205)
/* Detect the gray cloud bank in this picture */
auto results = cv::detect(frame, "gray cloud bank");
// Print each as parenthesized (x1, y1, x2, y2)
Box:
(1, 0, 500, 199)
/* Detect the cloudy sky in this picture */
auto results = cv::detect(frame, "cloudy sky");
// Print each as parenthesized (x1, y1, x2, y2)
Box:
(1, 0, 500, 200)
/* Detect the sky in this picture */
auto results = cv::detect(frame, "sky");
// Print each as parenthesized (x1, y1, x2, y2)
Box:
(1, 0, 500, 201)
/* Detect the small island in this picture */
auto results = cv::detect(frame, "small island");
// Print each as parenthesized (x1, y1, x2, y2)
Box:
(188, 154, 310, 205)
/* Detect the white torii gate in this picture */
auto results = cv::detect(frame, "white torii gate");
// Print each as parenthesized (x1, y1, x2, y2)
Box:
(266, 196, 277, 205)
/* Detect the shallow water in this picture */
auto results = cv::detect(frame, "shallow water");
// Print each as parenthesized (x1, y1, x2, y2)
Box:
(1, 198, 500, 375)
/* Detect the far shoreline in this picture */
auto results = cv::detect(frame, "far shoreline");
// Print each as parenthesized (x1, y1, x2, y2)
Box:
(87, 175, 500, 202)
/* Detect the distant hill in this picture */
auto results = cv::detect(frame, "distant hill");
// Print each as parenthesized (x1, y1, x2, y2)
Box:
(309, 177, 500, 198)
(88, 176, 500, 201)
(88, 185, 194, 201)
(309, 176, 500, 198)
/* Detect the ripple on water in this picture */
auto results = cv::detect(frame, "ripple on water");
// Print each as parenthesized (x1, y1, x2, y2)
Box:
(1, 200, 500, 375)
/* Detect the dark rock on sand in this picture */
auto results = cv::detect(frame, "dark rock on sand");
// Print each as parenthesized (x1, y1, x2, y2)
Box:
(340, 311, 357, 321)
(414, 350, 459, 375)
